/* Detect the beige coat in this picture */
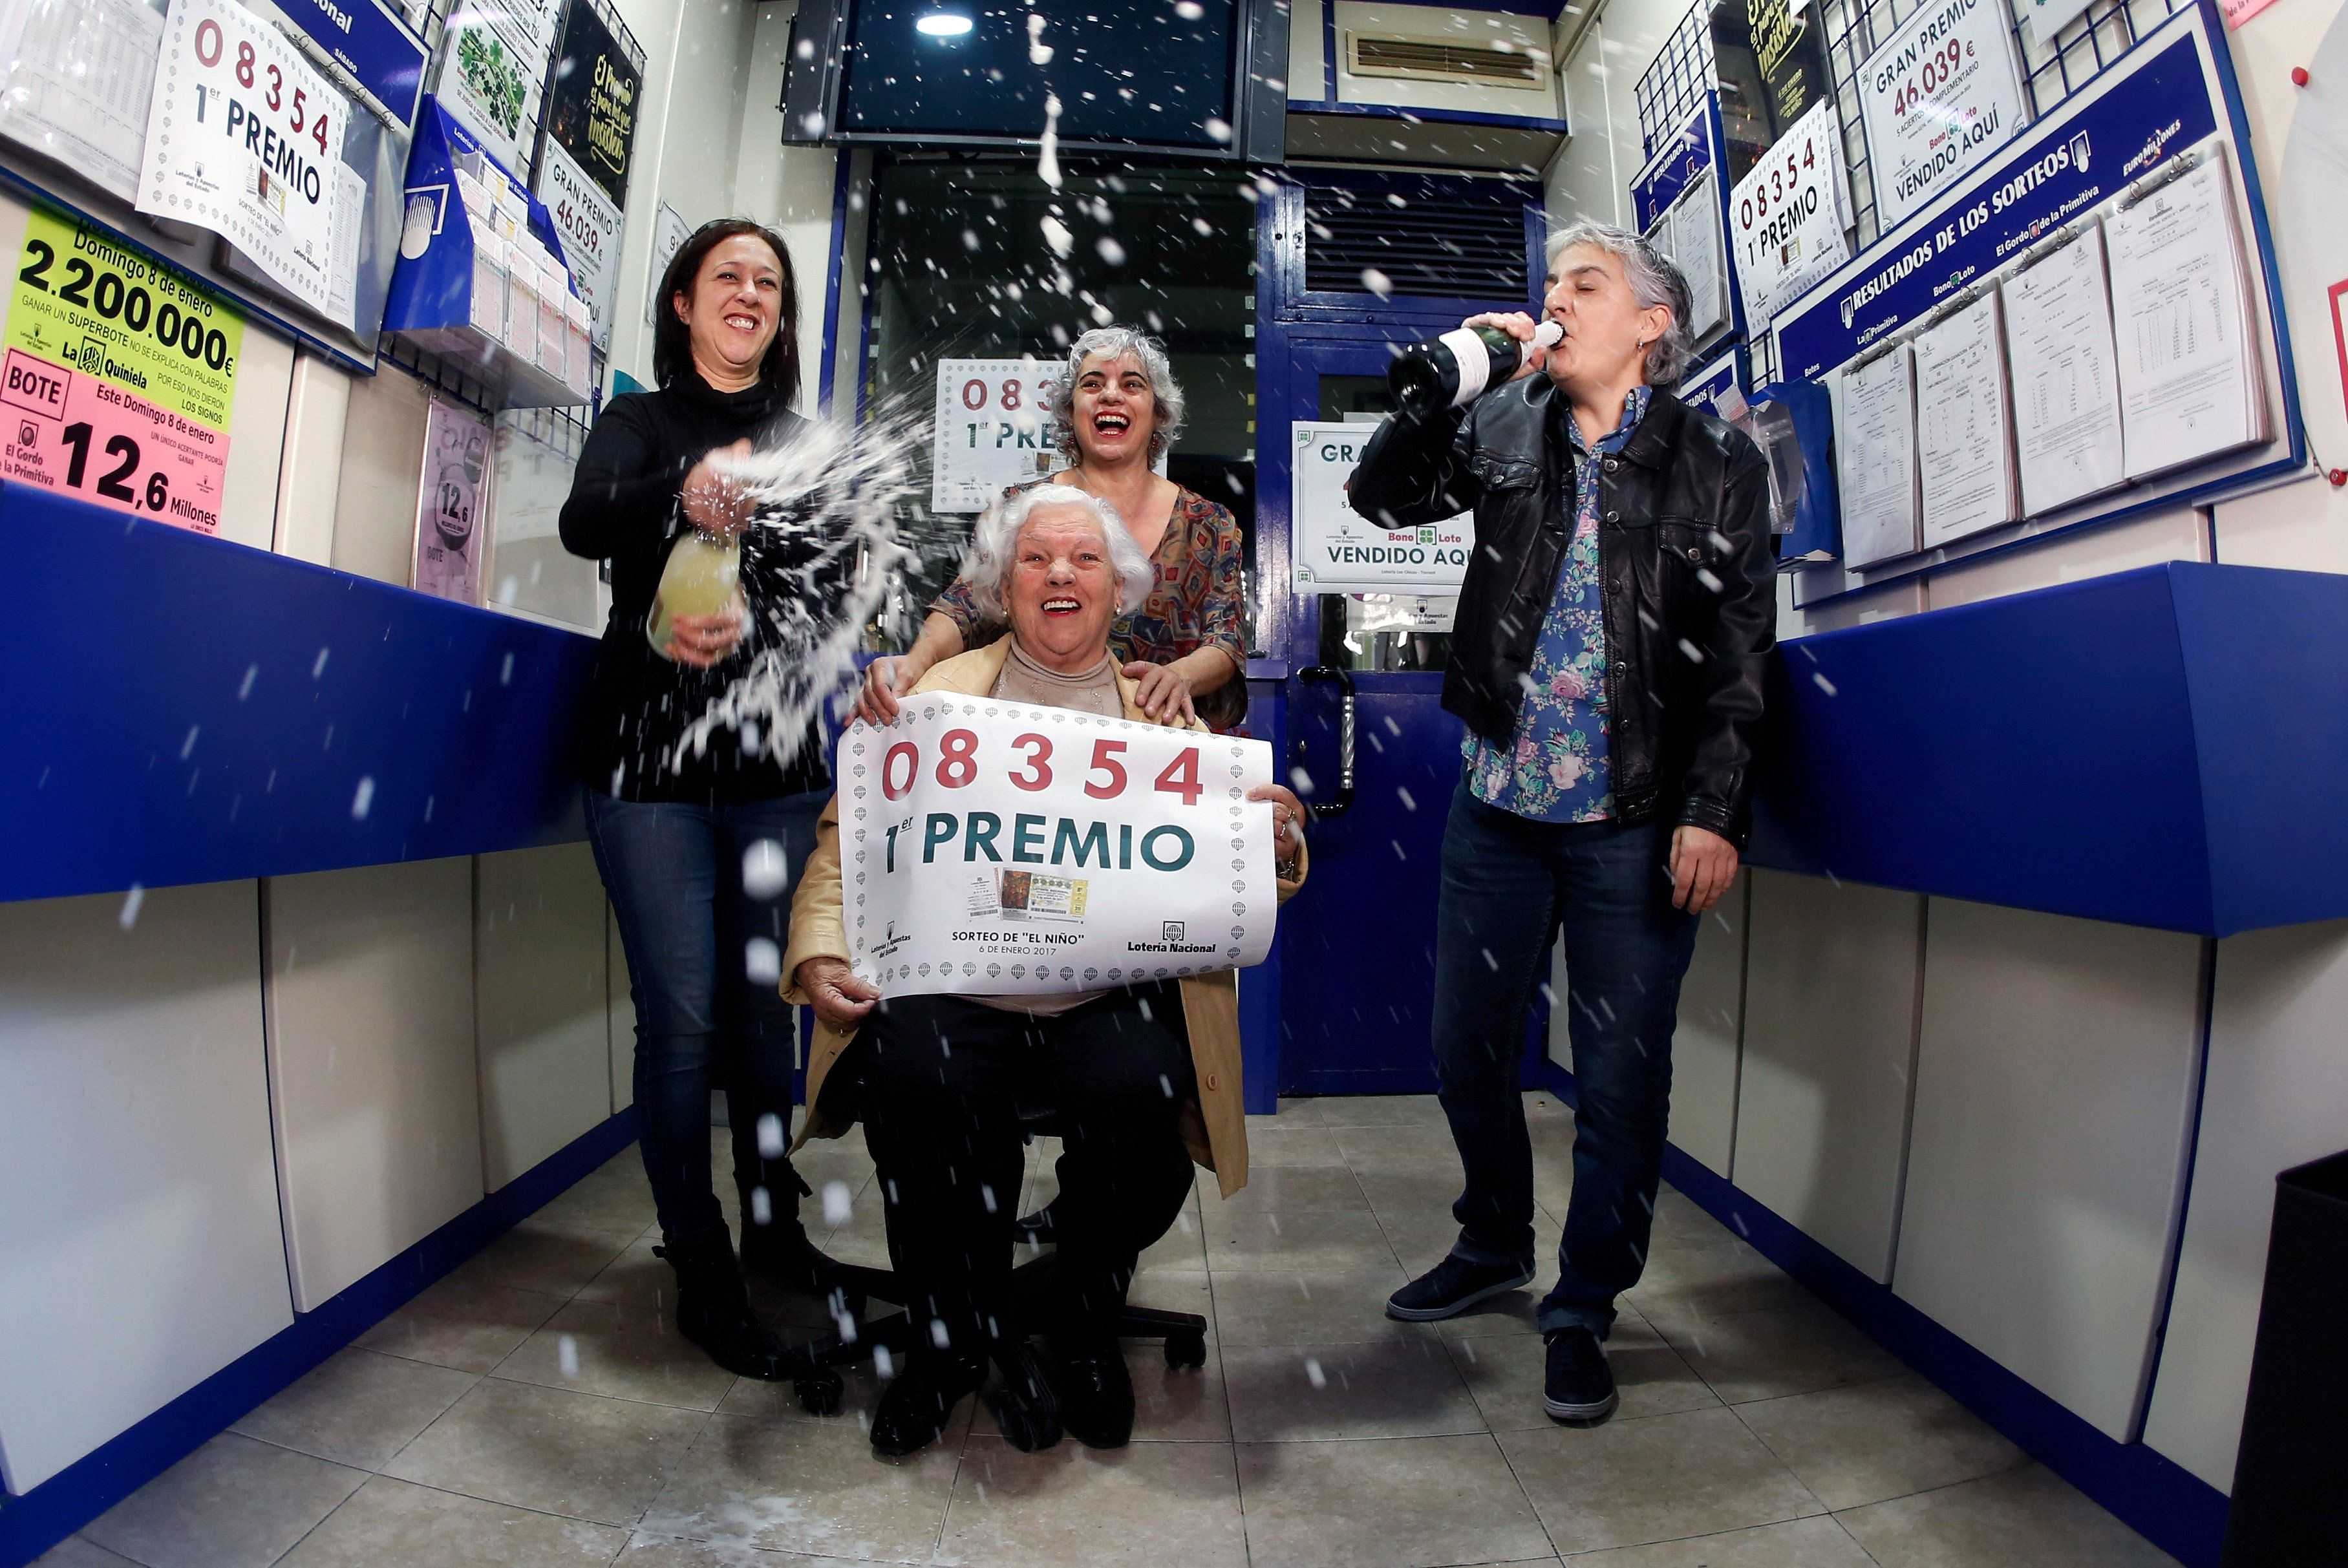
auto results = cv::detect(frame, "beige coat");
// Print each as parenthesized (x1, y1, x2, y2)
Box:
(781, 641, 1303, 1198)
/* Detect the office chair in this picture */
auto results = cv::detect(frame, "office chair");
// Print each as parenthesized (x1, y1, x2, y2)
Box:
(780, 1061, 1211, 1441)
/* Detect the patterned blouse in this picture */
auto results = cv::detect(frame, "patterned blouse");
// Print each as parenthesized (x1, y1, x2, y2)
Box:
(1463, 386, 1652, 823)
(932, 482, 1250, 730)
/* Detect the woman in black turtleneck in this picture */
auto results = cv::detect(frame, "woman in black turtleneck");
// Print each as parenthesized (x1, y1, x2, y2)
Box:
(559, 218, 830, 1383)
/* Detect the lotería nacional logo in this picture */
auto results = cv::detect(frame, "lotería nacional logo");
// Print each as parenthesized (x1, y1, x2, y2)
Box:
(1162, 920, 1186, 944)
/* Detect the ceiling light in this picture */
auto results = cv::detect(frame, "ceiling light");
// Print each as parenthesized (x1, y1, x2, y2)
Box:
(915, 12, 974, 36)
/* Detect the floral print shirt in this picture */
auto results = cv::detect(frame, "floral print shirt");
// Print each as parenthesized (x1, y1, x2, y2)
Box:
(932, 482, 1250, 730)
(1462, 386, 1652, 823)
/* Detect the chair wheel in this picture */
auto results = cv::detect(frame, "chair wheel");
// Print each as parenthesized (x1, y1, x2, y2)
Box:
(988, 1342, 1063, 1452)
(795, 1370, 844, 1415)
(1164, 1330, 1208, 1369)
(987, 1386, 1063, 1452)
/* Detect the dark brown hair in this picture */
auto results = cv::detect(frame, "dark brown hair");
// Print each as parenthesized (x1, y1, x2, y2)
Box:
(652, 218, 801, 398)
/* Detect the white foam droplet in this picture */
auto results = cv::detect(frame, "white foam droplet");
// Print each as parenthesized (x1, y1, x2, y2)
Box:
(119, 884, 144, 931)
(557, 1335, 579, 1377)
(757, 1113, 786, 1159)
(1361, 268, 1393, 297)
(1305, 1357, 1327, 1388)
(824, 1180, 853, 1227)
(745, 937, 781, 984)
(749, 1185, 773, 1225)
(350, 777, 374, 820)
(742, 839, 789, 900)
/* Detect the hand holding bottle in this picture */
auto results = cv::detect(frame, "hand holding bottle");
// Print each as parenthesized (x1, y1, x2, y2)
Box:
(1462, 312, 1561, 384)
(681, 440, 758, 538)
(665, 608, 745, 668)
(1387, 315, 1566, 415)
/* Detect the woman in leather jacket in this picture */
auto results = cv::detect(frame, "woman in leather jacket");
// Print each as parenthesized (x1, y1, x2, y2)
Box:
(1348, 220, 1774, 1428)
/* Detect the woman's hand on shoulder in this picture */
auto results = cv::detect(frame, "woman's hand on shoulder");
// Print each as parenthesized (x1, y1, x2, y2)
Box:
(796, 957, 880, 1029)
(1124, 660, 1197, 725)
(681, 440, 757, 537)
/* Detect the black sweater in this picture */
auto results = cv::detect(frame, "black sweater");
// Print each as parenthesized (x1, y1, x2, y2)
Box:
(559, 373, 831, 803)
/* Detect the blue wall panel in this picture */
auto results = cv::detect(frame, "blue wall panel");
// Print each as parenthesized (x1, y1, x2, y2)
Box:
(1750, 561, 2348, 937)
(0, 484, 597, 903)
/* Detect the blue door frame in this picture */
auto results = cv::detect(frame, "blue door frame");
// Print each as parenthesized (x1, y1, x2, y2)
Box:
(1252, 172, 1548, 1096)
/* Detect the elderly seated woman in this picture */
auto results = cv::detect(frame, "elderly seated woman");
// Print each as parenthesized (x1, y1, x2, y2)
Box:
(784, 485, 1307, 1458)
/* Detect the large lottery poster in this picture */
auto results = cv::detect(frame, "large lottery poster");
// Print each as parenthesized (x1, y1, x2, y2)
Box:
(1, 207, 242, 533)
(1290, 421, 1471, 594)
(1855, 0, 2029, 227)
(135, 0, 347, 321)
(1726, 97, 1852, 327)
(534, 138, 622, 351)
(841, 695, 1279, 996)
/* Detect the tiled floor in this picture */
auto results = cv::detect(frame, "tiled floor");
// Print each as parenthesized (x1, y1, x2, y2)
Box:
(45, 1094, 2181, 1567)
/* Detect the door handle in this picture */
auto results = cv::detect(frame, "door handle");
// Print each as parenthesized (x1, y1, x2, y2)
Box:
(1294, 664, 1356, 818)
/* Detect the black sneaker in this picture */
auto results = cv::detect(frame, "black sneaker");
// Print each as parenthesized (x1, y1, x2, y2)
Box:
(1048, 1339, 1135, 1449)
(871, 1350, 987, 1457)
(1385, 1253, 1535, 1322)
(1543, 1328, 1618, 1424)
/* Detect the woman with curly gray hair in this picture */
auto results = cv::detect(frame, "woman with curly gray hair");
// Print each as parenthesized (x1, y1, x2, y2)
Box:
(856, 325, 1248, 730)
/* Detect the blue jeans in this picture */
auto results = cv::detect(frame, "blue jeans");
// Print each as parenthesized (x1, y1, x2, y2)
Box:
(1431, 776, 1699, 1337)
(583, 789, 826, 1250)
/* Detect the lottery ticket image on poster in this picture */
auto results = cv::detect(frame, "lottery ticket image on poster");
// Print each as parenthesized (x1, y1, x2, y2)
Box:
(999, 869, 1090, 922)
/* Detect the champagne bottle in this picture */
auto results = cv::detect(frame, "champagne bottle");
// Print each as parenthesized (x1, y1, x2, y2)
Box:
(646, 529, 743, 655)
(1387, 319, 1564, 416)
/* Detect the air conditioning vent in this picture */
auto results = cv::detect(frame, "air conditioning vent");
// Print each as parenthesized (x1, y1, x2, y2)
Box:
(1303, 191, 1532, 299)
(1347, 32, 1548, 90)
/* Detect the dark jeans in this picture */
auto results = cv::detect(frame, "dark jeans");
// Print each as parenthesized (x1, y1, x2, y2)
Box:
(851, 987, 1196, 1359)
(1431, 776, 1700, 1337)
(584, 789, 826, 1250)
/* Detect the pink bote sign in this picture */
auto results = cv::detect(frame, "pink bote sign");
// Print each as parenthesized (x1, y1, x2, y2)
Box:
(0, 348, 230, 533)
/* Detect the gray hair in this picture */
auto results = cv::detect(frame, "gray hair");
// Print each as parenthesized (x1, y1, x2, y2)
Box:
(1045, 326, 1187, 465)
(961, 483, 1157, 620)
(1543, 220, 1694, 388)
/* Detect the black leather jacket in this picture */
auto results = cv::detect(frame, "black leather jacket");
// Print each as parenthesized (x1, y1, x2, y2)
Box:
(1350, 378, 1775, 847)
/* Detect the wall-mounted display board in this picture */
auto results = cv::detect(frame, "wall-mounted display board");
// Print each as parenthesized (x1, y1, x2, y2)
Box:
(0, 0, 425, 371)
(1773, 0, 2303, 608)
(1631, 96, 1742, 353)
(1855, 0, 2031, 228)
(1707, 0, 1832, 183)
